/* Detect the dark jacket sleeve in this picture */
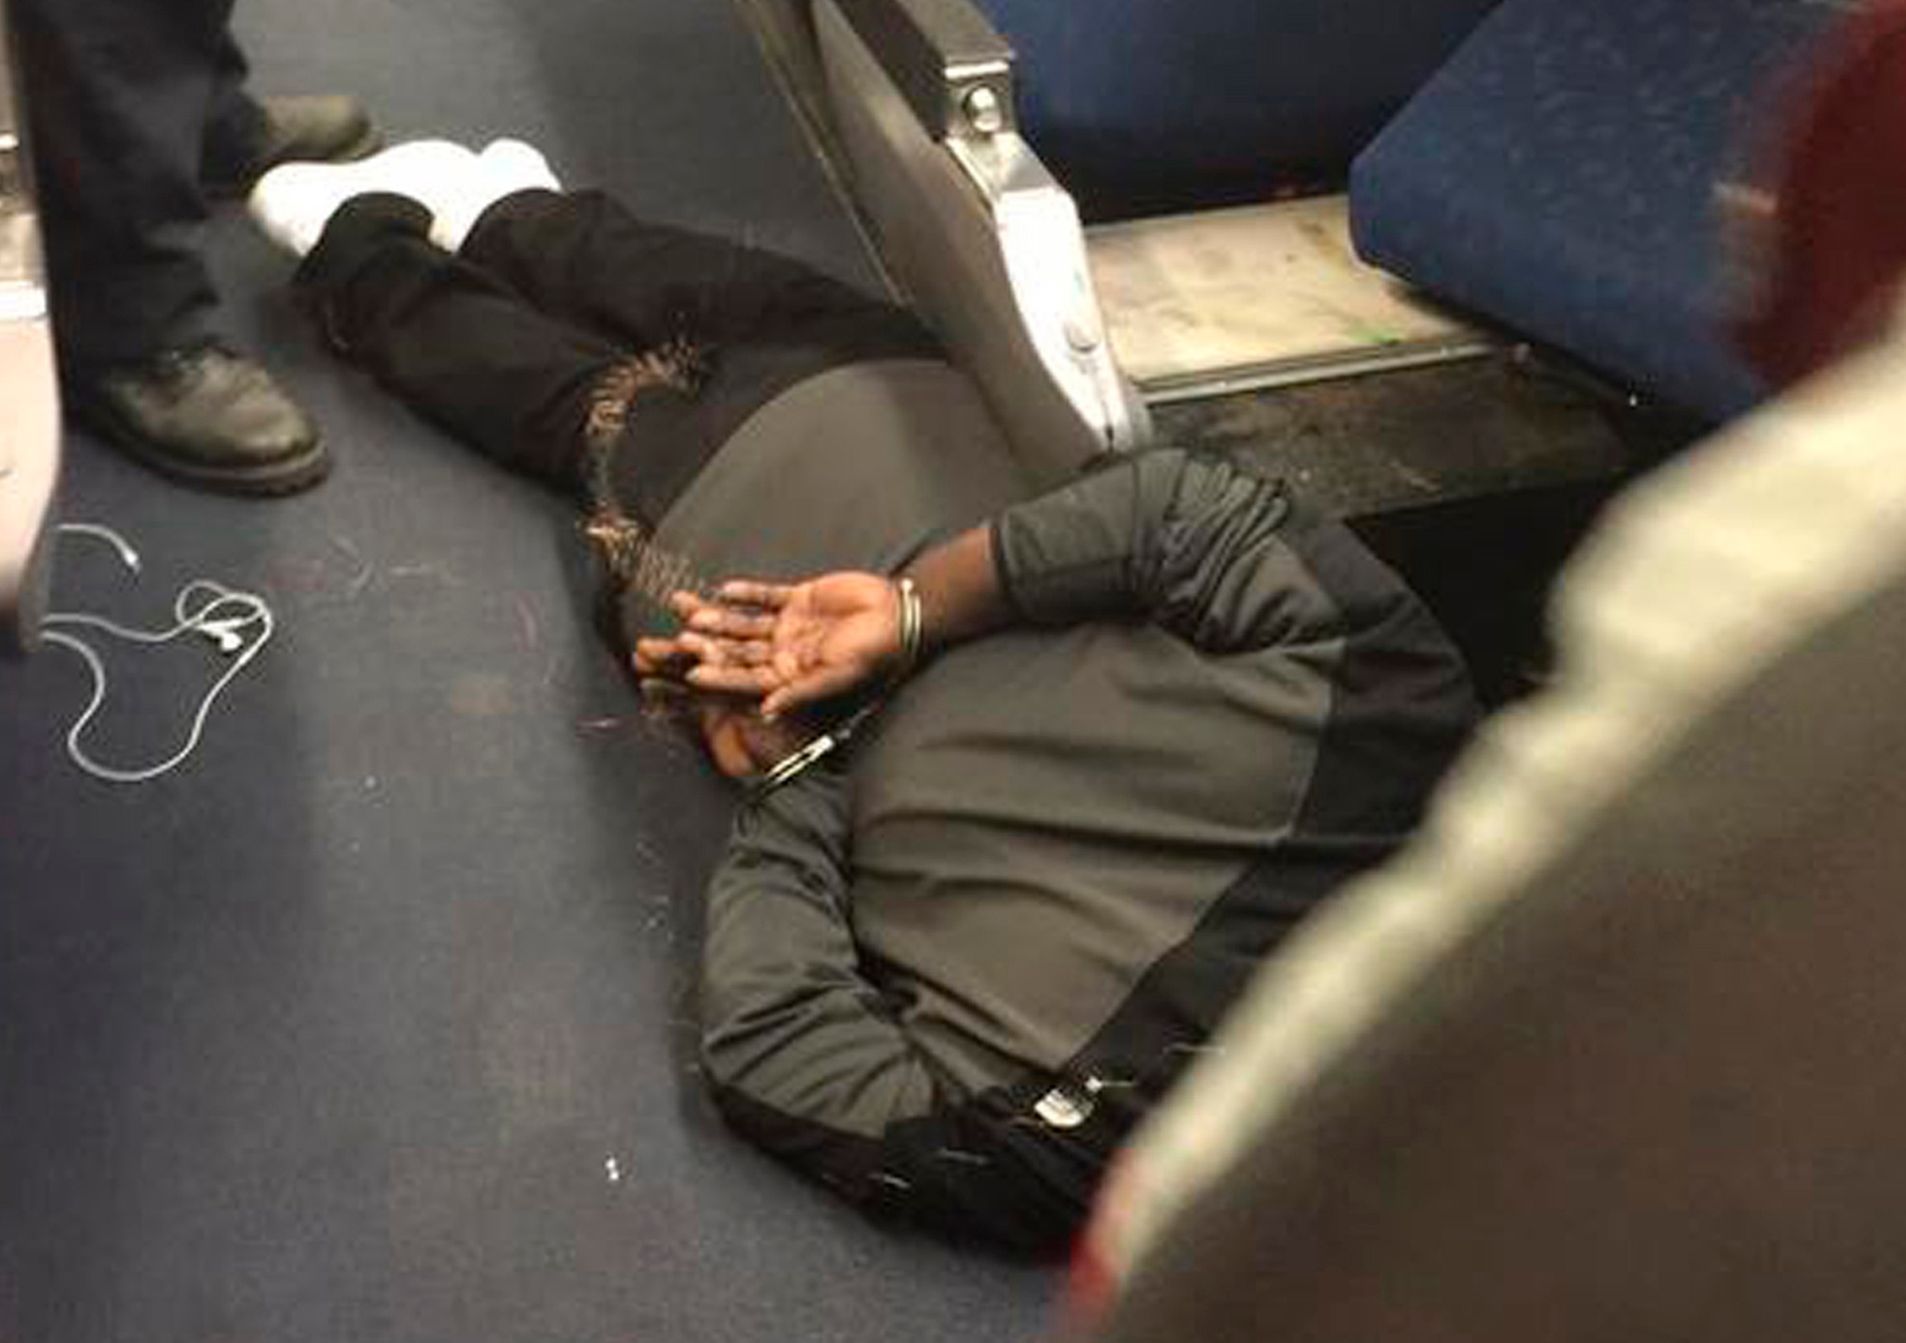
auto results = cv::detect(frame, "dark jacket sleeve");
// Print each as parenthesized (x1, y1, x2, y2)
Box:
(994, 448, 1365, 653)
(700, 762, 936, 1140)
(699, 762, 1096, 1254)
(995, 447, 1480, 833)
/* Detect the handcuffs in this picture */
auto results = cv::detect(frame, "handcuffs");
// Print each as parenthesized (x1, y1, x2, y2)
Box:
(749, 577, 924, 799)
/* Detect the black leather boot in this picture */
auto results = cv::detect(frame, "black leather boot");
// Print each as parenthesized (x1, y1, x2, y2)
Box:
(204, 95, 381, 198)
(68, 344, 329, 496)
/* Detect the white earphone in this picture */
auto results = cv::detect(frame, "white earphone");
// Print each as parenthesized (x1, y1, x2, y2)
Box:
(39, 521, 277, 784)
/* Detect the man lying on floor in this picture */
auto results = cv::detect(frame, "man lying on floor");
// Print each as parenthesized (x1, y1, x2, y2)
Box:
(249, 141, 1478, 1254)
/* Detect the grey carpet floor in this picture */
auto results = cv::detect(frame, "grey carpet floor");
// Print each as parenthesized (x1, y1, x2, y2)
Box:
(0, 1, 1055, 1339)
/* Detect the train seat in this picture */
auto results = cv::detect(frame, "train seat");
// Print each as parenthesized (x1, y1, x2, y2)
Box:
(1350, 0, 1836, 422)
(974, 0, 1502, 221)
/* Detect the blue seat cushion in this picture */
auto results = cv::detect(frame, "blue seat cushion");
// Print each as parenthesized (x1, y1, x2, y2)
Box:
(976, 0, 1501, 220)
(1351, 0, 1835, 421)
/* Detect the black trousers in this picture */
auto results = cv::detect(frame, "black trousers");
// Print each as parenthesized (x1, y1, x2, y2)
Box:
(294, 190, 938, 527)
(12, 0, 265, 367)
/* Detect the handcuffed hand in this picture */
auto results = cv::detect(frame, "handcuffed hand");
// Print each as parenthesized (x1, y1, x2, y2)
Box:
(635, 573, 903, 719)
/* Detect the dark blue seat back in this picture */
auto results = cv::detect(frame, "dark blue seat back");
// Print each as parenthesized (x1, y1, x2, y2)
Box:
(1351, 0, 1837, 421)
(974, 0, 1502, 220)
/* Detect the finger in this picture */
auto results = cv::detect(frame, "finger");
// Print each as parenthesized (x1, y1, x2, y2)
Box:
(686, 663, 778, 696)
(687, 606, 777, 639)
(632, 637, 693, 675)
(717, 580, 796, 610)
(677, 631, 723, 666)
(685, 632, 776, 666)
(669, 590, 708, 620)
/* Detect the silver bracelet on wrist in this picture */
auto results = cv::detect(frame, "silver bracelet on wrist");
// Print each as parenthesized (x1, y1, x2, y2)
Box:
(893, 576, 924, 681)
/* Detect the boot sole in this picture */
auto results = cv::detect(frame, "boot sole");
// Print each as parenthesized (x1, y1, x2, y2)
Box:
(72, 397, 333, 498)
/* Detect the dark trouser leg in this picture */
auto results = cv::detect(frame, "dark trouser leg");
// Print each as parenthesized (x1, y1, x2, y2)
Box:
(461, 189, 930, 353)
(11, 0, 235, 367)
(462, 190, 941, 523)
(201, 30, 267, 184)
(295, 196, 622, 491)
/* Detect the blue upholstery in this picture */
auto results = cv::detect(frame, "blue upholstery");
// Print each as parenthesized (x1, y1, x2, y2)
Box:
(1351, 0, 1836, 421)
(974, 0, 1501, 220)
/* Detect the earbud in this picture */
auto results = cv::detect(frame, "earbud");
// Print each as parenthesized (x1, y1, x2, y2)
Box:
(44, 522, 277, 783)
(200, 619, 248, 655)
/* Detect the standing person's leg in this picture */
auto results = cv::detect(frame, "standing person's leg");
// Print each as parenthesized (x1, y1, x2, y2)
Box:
(10, 0, 326, 492)
(13, 0, 235, 370)
(201, 31, 378, 198)
(293, 195, 626, 492)
(201, 30, 267, 184)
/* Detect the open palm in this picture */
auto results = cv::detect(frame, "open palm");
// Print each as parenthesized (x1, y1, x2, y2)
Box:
(675, 573, 902, 717)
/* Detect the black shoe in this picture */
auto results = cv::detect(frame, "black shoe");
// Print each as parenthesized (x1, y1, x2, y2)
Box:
(204, 95, 382, 198)
(69, 345, 329, 496)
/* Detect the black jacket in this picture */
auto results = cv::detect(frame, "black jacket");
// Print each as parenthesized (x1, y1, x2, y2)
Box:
(689, 433, 1477, 1253)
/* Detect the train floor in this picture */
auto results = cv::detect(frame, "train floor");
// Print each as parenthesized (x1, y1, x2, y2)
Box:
(0, 0, 1056, 1339)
